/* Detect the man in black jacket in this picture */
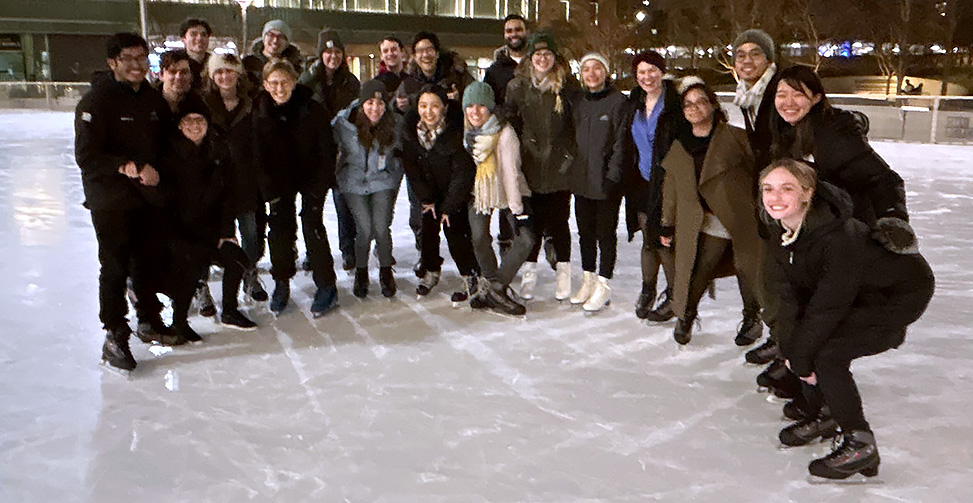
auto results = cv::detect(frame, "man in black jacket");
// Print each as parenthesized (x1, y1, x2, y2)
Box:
(75, 33, 173, 373)
(243, 19, 303, 88)
(376, 36, 407, 96)
(732, 28, 779, 170)
(179, 17, 212, 90)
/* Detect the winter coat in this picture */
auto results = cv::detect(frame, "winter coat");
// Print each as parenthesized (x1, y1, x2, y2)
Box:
(74, 72, 170, 211)
(773, 107, 908, 226)
(251, 84, 337, 202)
(202, 90, 263, 216)
(570, 85, 628, 200)
(395, 51, 474, 110)
(660, 122, 762, 318)
(375, 67, 405, 95)
(332, 101, 404, 196)
(159, 132, 235, 247)
(621, 80, 689, 241)
(400, 105, 475, 216)
(742, 69, 780, 172)
(471, 122, 530, 215)
(298, 60, 361, 121)
(187, 52, 211, 91)
(483, 47, 520, 108)
(242, 40, 303, 88)
(503, 59, 582, 194)
(766, 182, 934, 378)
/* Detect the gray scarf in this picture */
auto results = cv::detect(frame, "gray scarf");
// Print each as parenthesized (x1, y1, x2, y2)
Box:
(733, 63, 777, 125)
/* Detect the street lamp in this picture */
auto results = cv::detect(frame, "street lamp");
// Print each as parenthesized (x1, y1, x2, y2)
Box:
(236, 0, 254, 53)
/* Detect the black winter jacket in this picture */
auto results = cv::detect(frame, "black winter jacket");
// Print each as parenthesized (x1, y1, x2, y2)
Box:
(251, 85, 337, 202)
(570, 85, 627, 200)
(242, 41, 303, 88)
(772, 107, 908, 226)
(742, 70, 780, 172)
(621, 81, 689, 241)
(202, 90, 263, 216)
(395, 51, 474, 111)
(298, 61, 361, 121)
(74, 72, 170, 211)
(400, 105, 475, 216)
(483, 47, 520, 108)
(160, 132, 235, 246)
(766, 182, 934, 377)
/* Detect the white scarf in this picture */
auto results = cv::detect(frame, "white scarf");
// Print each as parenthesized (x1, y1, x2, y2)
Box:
(733, 63, 777, 125)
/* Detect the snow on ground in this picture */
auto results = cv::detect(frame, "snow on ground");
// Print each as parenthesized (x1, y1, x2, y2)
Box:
(0, 110, 970, 502)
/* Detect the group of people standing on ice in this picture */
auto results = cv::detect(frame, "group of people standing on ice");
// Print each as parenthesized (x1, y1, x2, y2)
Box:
(75, 13, 933, 480)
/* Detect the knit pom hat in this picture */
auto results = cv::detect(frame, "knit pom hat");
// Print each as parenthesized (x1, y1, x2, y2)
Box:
(206, 53, 244, 80)
(733, 29, 775, 63)
(579, 52, 610, 74)
(317, 28, 344, 57)
(632, 50, 665, 74)
(462, 81, 495, 112)
(359, 79, 387, 103)
(262, 20, 292, 42)
(526, 32, 558, 58)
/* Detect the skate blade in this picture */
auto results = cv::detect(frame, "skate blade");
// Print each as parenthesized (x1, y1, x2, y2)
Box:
(100, 360, 133, 379)
(806, 474, 884, 485)
(764, 393, 790, 404)
(485, 309, 527, 321)
(222, 324, 259, 332)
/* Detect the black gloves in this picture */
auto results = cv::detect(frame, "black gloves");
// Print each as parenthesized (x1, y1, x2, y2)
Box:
(871, 217, 919, 254)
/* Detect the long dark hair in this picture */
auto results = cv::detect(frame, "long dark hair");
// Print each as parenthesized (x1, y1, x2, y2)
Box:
(680, 80, 727, 124)
(352, 100, 395, 150)
(770, 65, 831, 159)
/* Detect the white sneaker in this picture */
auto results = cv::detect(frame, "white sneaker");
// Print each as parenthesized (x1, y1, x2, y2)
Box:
(583, 276, 612, 312)
(519, 261, 537, 300)
(570, 271, 597, 305)
(555, 262, 571, 301)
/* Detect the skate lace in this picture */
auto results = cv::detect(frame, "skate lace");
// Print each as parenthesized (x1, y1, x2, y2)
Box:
(654, 290, 670, 308)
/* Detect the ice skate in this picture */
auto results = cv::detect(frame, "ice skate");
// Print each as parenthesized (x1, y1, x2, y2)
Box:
(416, 270, 441, 297)
(220, 308, 257, 331)
(518, 262, 537, 300)
(101, 327, 136, 377)
(270, 280, 290, 315)
(735, 314, 763, 346)
(136, 317, 184, 346)
(570, 271, 597, 305)
(353, 267, 369, 298)
(745, 338, 779, 365)
(451, 275, 478, 307)
(311, 285, 339, 318)
(643, 289, 674, 322)
(582, 276, 611, 314)
(779, 414, 839, 447)
(173, 322, 203, 345)
(379, 266, 396, 298)
(554, 262, 571, 301)
(486, 283, 526, 317)
(243, 269, 268, 302)
(807, 431, 882, 482)
(193, 282, 217, 317)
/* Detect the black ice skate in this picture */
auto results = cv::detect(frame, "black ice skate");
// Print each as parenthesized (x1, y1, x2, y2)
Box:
(379, 266, 396, 298)
(221, 308, 257, 331)
(101, 327, 136, 375)
(808, 430, 881, 480)
(735, 314, 762, 346)
(745, 339, 779, 365)
(779, 414, 839, 447)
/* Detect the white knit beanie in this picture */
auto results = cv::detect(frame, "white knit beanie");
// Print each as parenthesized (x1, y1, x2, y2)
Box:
(206, 53, 244, 80)
(579, 52, 610, 74)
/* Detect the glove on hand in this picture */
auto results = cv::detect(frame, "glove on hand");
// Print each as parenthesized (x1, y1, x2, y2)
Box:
(872, 217, 919, 254)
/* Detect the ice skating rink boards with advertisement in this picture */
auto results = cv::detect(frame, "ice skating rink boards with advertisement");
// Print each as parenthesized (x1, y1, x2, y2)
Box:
(0, 110, 970, 502)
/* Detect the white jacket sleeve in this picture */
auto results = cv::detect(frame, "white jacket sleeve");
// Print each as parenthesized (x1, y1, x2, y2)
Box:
(497, 124, 526, 214)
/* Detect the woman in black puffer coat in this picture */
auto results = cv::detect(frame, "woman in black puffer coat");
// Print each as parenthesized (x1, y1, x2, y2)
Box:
(760, 159, 933, 481)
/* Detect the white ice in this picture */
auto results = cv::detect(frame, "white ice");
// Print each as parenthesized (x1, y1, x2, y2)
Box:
(0, 110, 970, 502)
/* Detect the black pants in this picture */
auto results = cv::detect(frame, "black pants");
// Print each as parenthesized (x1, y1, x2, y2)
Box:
(639, 212, 675, 294)
(333, 190, 357, 261)
(497, 207, 514, 248)
(406, 179, 423, 251)
(168, 237, 253, 326)
(801, 333, 902, 433)
(575, 195, 622, 279)
(526, 191, 571, 263)
(420, 208, 478, 276)
(267, 193, 336, 289)
(237, 207, 267, 265)
(683, 234, 762, 319)
(89, 207, 162, 330)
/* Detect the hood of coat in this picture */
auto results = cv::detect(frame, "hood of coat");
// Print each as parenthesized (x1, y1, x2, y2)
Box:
(406, 50, 467, 83)
(493, 46, 520, 65)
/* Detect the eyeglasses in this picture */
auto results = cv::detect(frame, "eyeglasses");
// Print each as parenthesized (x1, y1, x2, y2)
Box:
(532, 50, 554, 59)
(735, 49, 766, 62)
(115, 54, 149, 65)
(683, 99, 712, 110)
(264, 79, 294, 89)
(180, 116, 208, 125)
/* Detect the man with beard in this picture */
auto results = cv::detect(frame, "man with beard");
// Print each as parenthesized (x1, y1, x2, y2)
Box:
(242, 20, 303, 88)
(179, 18, 212, 89)
(484, 14, 528, 107)
(376, 36, 407, 96)
(394, 31, 472, 112)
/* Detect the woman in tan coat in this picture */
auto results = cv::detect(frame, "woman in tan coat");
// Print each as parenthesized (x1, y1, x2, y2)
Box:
(660, 78, 762, 345)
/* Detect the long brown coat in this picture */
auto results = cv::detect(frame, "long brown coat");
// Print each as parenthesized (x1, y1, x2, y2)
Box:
(660, 122, 762, 318)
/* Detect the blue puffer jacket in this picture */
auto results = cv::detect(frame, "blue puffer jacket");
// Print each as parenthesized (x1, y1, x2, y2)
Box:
(332, 100, 404, 196)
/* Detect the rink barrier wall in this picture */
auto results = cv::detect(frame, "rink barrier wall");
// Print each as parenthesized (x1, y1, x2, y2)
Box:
(1, 82, 972, 145)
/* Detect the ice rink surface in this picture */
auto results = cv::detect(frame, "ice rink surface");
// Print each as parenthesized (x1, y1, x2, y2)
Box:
(0, 110, 970, 502)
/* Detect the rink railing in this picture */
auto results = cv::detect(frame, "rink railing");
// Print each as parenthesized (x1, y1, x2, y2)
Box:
(1, 82, 972, 145)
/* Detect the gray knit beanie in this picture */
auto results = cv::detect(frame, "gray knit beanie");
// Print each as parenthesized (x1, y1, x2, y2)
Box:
(733, 29, 775, 63)
(262, 20, 292, 42)
(462, 81, 495, 112)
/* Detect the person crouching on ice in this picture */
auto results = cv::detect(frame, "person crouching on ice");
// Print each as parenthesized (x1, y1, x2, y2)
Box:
(760, 159, 933, 480)
(160, 101, 260, 343)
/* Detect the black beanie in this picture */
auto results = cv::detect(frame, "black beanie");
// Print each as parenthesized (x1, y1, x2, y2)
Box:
(174, 95, 210, 124)
(632, 50, 666, 74)
(317, 28, 345, 57)
(359, 79, 387, 103)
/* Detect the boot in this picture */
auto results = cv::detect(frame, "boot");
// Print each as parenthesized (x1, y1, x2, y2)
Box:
(571, 271, 597, 305)
(673, 312, 696, 345)
(353, 267, 369, 298)
(172, 322, 202, 344)
(416, 270, 441, 296)
(746, 338, 779, 365)
(194, 282, 217, 317)
(136, 316, 182, 345)
(582, 276, 611, 312)
(808, 430, 880, 479)
(644, 288, 674, 322)
(757, 359, 802, 399)
(220, 308, 257, 330)
(487, 282, 526, 316)
(635, 283, 655, 319)
(519, 262, 537, 300)
(554, 262, 571, 301)
(451, 275, 478, 303)
(735, 313, 763, 346)
(270, 280, 290, 315)
(783, 399, 829, 422)
(311, 285, 339, 317)
(102, 327, 136, 372)
(243, 269, 268, 302)
(379, 266, 396, 298)
(469, 278, 491, 309)
(342, 255, 356, 272)
(413, 259, 425, 278)
(779, 413, 840, 447)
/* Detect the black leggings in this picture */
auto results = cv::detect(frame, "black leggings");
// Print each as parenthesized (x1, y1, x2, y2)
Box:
(526, 191, 571, 263)
(420, 208, 478, 276)
(575, 195, 622, 278)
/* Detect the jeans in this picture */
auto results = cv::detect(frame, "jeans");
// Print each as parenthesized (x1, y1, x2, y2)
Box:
(333, 190, 357, 261)
(237, 207, 267, 265)
(469, 205, 534, 286)
(574, 195, 622, 279)
(525, 191, 572, 263)
(267, 193, 337, 289)
(344, 190, 396, 269)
